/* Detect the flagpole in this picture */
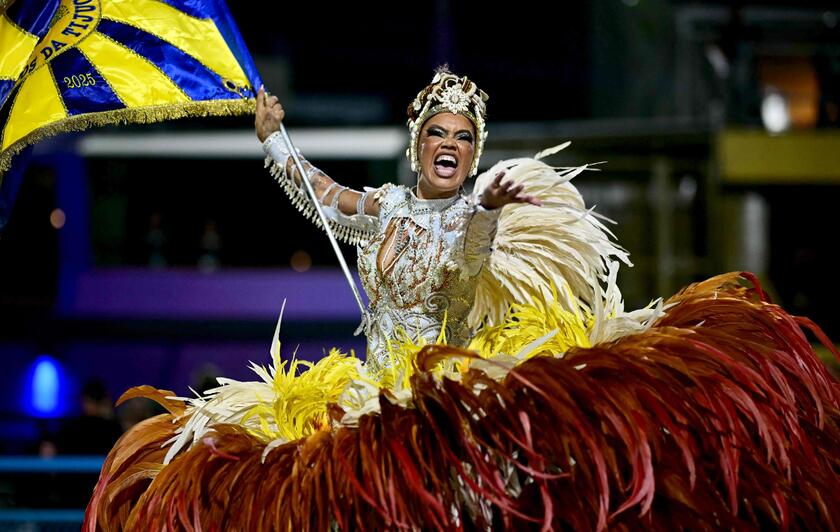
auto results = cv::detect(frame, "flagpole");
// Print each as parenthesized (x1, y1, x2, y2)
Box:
(277, 124, 370, 336)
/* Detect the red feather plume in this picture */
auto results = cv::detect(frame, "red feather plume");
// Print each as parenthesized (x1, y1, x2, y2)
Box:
(86, 273, 840, 530)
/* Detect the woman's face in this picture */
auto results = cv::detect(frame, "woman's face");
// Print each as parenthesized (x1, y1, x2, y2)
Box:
(417, 112, 476, 198)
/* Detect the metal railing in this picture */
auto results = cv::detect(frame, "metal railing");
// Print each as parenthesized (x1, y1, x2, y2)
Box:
(0, 456, 104, 531)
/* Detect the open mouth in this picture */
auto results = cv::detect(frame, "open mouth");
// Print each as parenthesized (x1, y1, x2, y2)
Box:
(433, 154, 459, 178)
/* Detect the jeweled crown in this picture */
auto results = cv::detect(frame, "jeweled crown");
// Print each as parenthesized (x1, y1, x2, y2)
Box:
(406, 66, 488, 177)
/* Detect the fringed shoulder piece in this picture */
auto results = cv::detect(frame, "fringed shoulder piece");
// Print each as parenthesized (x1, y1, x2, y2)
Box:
(263, 132, 379, 246)
(373, 183, 407, 223)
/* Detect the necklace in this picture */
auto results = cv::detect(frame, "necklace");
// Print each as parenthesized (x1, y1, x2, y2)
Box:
(409, 185, 464, 213)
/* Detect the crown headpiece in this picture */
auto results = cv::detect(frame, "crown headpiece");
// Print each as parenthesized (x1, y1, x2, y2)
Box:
(406, 67, 488, 177)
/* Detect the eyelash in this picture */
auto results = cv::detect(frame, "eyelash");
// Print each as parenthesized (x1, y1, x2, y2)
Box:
(428, 129, 473, 142)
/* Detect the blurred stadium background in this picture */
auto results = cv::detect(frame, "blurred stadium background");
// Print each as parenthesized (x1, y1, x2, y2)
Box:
(1, 0, 839, 528)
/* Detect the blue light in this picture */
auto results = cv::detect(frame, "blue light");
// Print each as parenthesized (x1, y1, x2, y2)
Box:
(28, 355, 62, 416)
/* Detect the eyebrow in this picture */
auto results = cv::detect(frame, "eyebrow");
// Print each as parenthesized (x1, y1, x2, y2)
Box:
(426, 125, 474, 135)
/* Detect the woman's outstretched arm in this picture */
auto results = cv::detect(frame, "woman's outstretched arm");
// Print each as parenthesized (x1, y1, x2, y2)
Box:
(255, 86, 381, 218)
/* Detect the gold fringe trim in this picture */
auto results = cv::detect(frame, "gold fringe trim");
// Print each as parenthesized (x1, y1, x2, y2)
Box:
(0, 97, 256, 184)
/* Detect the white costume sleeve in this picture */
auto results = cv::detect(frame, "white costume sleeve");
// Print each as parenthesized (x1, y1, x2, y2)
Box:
(262, 132, 378, 246)
(462, 201, 502, 277)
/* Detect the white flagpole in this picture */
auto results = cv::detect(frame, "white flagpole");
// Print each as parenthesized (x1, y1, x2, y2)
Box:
(277, 124, 369, 336)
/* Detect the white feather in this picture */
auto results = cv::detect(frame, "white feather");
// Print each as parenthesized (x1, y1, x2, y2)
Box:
(534, 142, 571, 160)
(468, 151, 640, 334)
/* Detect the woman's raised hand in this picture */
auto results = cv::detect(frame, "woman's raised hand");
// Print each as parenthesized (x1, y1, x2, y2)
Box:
(255, 86, 285, 143)
(479, 171, 543, 210)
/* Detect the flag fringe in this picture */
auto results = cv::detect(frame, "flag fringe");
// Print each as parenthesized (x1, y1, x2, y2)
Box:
(0, 97, 255, 182)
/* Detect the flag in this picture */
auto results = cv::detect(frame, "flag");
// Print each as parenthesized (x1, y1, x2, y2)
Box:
(0, 0, 262, 183)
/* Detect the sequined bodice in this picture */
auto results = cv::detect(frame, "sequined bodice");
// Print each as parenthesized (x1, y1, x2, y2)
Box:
(357, 184, 488, 368)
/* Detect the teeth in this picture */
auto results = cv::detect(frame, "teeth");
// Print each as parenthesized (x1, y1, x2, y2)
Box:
(435, 155, 457, 164)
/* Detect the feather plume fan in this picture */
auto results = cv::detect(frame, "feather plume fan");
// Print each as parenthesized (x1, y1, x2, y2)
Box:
(86, 273, 840, 531)
(469, 144, 636, 329)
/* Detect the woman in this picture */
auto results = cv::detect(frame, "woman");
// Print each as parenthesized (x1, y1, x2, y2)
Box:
(86, 69, 840, 531)
(255, 68, 542, 368)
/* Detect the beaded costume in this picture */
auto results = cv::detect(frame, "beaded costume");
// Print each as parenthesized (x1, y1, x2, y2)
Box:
(356, 184, 500, 368)
(261, 138, 502, 368)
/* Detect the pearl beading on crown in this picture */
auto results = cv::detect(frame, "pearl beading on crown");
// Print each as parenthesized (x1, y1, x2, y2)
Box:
(406, 70, 489, 178)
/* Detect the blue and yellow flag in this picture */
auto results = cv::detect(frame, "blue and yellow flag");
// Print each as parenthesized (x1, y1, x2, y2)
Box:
(0, 0, 261, 178)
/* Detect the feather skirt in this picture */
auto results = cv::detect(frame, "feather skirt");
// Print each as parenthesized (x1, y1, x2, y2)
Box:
(85, 272, 840, 531)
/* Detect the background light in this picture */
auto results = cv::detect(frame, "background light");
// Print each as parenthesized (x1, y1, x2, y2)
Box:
(291, 250, 312, 272)
(26, 355, 66, 417)
(761, 90, 791, 134)
(50, 208, 66, 229)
